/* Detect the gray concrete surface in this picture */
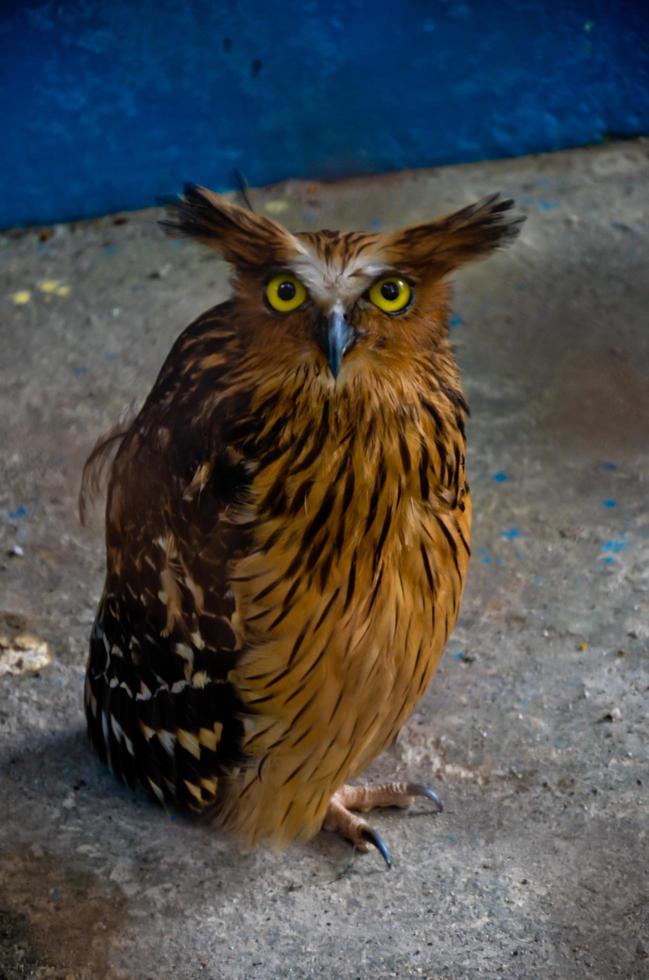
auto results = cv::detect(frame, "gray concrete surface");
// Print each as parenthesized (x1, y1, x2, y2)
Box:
(1, 140, 648, 980)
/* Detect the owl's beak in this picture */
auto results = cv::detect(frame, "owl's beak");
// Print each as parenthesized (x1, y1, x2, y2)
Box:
(324, 306, 356, 379)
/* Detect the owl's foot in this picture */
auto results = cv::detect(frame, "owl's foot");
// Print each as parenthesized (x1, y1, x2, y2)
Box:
(323, 782, 443, 868)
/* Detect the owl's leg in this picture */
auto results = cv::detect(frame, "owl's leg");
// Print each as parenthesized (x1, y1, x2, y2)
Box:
(323, 782, 443, 868)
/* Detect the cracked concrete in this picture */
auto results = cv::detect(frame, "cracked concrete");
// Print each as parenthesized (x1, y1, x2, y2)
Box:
(1, 140, 648, 979)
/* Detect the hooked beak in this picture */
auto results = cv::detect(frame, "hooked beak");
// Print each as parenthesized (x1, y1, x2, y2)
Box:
(323, 306, 356, 379)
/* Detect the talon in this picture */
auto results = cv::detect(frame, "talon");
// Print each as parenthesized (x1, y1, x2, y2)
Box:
(324, 781, 442, 864)
(406, 783, 444, 812)
(360, 826, 392, 868)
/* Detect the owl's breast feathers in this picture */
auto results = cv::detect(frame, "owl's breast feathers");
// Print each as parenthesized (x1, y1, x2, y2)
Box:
(85, 304, 471, 844)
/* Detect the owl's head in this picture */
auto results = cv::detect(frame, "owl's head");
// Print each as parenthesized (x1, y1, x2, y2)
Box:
(165, 184, 523, 382)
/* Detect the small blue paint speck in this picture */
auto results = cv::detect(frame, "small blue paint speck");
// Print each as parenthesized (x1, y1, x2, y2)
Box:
(72, 366, 88, 376)
(533, 575, 544, 585)
(103, 351, 119, 359)
(491, 471, 508, 483)
(478, 546, 492, 565)
(601, 539, 626, 553)
(9, 504, 27, 519)
(537, 200, 558, 210)
(103, 243, 118, 255)
(600, 556, 615, 566)
(599, 461, 617, 471)
(452, 650, 466, 661)
(449, 312, 464, 328)
(602, 499, 617, 508)
(368, 217, 382, 230)
(501, 527, 521, 540)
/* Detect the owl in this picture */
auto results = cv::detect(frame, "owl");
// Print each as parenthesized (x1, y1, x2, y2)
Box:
(82, 185, 523, 865)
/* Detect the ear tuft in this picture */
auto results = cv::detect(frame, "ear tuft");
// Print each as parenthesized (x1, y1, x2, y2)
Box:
(383, 194, 525, 278)
(438, 193, 526, 248)
(160, 184, 302, 268)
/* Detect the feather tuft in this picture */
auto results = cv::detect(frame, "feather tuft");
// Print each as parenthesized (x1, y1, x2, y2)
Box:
(382, 193, 525, 278)
(161, 184, 303, 268)
(79, 418, 133, 525)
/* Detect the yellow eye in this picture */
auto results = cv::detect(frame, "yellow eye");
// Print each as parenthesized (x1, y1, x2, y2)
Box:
(368, 277, 412, 314)
(265, 274, 307, 313)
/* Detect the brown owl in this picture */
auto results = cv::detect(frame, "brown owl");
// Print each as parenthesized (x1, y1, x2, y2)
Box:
(82, 185, 523, 866)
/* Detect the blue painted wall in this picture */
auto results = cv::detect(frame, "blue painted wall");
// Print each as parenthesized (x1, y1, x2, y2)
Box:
(1, 0, 648, 228)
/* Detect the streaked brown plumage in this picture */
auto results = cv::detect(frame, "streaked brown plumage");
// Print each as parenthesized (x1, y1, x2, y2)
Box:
(82, 185, 522, 863)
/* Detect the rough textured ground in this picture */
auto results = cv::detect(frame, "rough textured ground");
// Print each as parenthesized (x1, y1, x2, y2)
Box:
(1, 141, 648, 980)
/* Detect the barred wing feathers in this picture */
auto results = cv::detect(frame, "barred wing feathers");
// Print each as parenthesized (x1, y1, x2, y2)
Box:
(84, 304, 255, 810)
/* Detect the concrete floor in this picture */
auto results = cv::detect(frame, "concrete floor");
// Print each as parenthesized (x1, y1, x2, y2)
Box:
(1, 140, 648, 980)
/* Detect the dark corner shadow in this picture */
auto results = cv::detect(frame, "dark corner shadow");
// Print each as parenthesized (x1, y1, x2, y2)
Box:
(0, 725, 363, 875)
(1, 725, 218, 844)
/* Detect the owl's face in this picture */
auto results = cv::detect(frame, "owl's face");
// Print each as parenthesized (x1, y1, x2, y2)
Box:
(167, 185, 523, 383)
(234, 228, 448, 383)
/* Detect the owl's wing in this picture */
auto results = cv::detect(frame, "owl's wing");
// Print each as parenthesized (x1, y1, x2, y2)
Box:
(84, 304, 256, 810)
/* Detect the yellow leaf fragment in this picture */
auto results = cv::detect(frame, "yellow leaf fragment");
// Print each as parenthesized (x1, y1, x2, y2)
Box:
(264, 199, 289, 215)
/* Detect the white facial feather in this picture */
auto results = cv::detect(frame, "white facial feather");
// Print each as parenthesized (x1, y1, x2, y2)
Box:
(288, 247, 388, 310)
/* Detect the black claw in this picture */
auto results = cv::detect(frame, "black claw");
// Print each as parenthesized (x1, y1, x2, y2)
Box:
(360, 826, 392, 868)
(406, 783, 444, 812)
